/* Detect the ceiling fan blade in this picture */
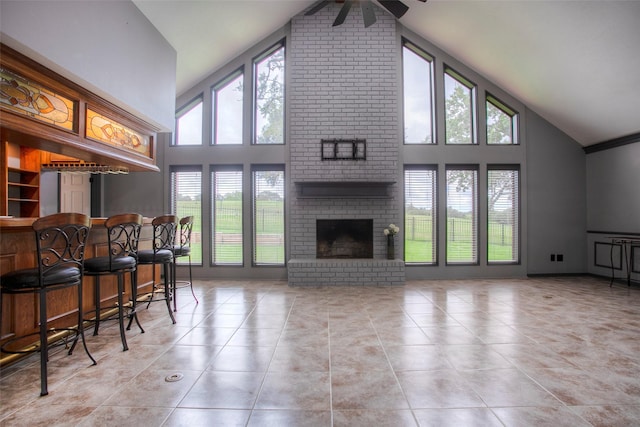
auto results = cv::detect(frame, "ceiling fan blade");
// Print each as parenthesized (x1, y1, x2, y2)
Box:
(333, 0, 353, 26)
(305, 0, 330, 15)
(416, 0, 427, 2)
(361, 0, 377, 27)
(378, 0, 409, 19)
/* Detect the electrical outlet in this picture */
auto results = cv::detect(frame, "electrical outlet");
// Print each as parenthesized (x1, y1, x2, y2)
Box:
(550, 254, 556, 262)
(557, 254, 564, 262)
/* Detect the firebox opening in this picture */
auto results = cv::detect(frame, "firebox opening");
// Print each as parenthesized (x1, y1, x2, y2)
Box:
(316, 219, 373, 259)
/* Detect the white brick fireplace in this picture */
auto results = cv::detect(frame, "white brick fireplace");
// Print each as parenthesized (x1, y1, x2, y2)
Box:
(287, 3, 405, 286)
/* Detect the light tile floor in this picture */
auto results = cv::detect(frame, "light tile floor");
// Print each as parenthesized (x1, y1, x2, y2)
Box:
(1, 276, 640, 426)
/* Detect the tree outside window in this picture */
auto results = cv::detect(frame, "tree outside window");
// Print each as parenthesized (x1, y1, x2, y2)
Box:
(254, 46, 285, 145)
(444, 70, 476, 145)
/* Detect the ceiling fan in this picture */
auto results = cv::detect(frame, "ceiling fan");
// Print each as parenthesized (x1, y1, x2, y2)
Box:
(305, 0, 427, 28)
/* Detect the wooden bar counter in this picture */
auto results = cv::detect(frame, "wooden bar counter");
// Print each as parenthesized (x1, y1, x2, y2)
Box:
(0, 216, 158, 365)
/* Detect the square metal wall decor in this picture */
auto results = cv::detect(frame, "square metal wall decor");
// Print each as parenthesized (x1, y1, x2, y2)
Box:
(321, 139, 366, 160)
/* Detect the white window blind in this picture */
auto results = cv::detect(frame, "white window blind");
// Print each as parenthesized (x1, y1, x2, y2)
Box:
(404, 168, 437, 264)
(488, 168, 519, 263)
(213, 72, 243, 145)
(211, 169, 243, 265)
(170, 169, 202, 264)
(446, 168, 478, 264)
(252, 169, 285, 265)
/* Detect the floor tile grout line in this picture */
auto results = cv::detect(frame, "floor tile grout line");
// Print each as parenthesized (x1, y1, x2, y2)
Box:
(244, 288, 298, 425)
(368, 312, 421, 426)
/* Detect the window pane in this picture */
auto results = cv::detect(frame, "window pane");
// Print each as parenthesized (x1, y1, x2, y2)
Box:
(253, 169, 285, 265)
(254, 46, 285, 144)
(487, 96, 518, 145)
(404, 168, 437, 263)
(446, 168, 478, 263)
(176, 101, 202, 145)
(170, 169, 202, 264)
(403, 46, 434, 144)
(488, 169, 519, 263)
(444, 71, 475, 145)
(213, 74, 243, 145)
(211, 170, 243, 265)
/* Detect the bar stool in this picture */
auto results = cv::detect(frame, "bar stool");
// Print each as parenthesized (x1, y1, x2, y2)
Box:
(171, 216, 199, 311)
(83, 213, 144, 351)
(0, 213, 96, 396)
(136, 215, 176, 324)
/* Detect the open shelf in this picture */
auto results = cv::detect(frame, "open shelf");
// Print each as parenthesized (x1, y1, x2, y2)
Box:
(2, 145, 41, 217)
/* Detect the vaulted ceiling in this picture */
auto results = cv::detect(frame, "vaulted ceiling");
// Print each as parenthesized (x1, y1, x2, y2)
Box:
(133, 0, 640, 147)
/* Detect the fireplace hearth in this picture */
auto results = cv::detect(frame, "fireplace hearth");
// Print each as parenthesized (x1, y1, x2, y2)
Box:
(316, 219, 373, 259)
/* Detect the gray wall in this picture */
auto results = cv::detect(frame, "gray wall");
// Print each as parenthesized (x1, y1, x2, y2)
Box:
(101, 133, 168, 218)
(0, 0, 176, 132)
(586, 141, 640, 281)
(171, 28, 289, 280)
(586, 142, 640, 233)
(526, 109, 587, 274)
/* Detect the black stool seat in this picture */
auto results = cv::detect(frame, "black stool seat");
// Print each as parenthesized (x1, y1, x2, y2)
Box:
(137, 248, 173, 263)
(2, 266, 81, 289)
(171, 245, 190, 257)
(85, 255, 136, 272)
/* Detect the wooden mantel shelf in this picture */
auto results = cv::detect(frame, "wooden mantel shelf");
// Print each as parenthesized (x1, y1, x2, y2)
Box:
(294, 181, 396, 198)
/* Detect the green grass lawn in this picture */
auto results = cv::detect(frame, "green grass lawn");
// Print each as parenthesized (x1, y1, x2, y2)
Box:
(405, 215, 516, 263)
(176, 205, 515, 265)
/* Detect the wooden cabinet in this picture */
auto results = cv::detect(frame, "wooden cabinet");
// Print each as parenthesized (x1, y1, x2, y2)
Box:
(6, 167, 40, 217)
(1, 143, 41, 217)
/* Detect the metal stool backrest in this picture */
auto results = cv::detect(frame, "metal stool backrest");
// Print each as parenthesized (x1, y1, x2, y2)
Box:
(33, 213, 91, 287)
(178, 216, 194, 251)
(104, 213, 143, 270)
(151, 215, 178, 253)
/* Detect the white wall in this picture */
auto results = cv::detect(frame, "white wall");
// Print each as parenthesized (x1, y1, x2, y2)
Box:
(0, 0, 176, 132)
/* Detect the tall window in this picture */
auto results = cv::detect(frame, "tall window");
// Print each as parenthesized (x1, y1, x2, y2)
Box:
(254, 44, 285, 144)
(212, 72, 244, 145)
(486, 94, 519, 145)
(402, 42, 434, 144)
(252, 168, 285, 265)
(488, 167, 519, 263)
(446, 167, 478, 264)
(175, 98, 203, 146)
(404, 167, 437, 264)
(170, 168, 202, 264)
(444, 68, 476, 145)
(211, 168, 243, 265)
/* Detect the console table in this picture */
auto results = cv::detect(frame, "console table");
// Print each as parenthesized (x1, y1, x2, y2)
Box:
(609, 236, 640, 287)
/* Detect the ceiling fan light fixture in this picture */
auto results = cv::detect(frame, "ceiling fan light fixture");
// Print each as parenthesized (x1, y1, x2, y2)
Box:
(305, 0, 426, 28)
(333, 0, 353, 26)
(361, 0, 377, 27)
